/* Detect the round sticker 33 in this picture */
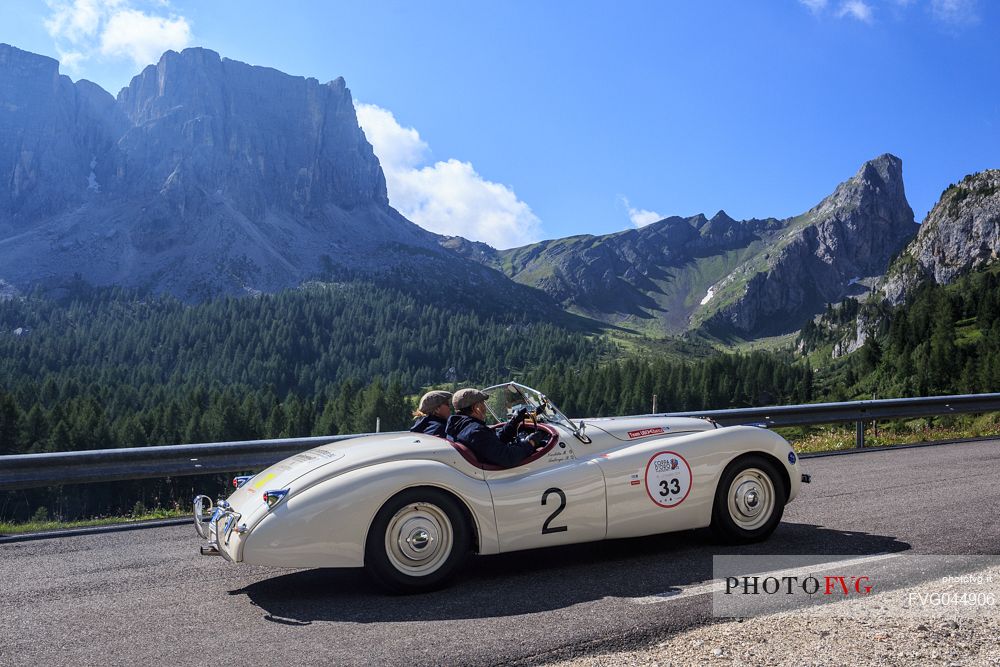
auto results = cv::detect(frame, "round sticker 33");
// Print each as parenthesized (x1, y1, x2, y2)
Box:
(644, 451, 693, 508)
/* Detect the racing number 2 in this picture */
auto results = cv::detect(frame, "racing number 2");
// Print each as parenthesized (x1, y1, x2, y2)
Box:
(541, 487, 567, 534)
(659, 478, 680, 497)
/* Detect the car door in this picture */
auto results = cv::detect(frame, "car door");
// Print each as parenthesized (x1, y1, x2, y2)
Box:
(485, 441, 606, 553)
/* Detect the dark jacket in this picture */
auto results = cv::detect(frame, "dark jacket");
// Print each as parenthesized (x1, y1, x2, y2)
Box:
(445, 414, 535, 467)
(410, 414, 448, 438)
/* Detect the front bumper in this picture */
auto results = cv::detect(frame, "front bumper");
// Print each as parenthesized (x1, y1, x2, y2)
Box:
(194, 495, 243, 562)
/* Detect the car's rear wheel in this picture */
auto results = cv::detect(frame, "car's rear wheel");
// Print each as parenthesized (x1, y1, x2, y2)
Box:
(365, 488, 471, 594)
(711, 455, 785, 543)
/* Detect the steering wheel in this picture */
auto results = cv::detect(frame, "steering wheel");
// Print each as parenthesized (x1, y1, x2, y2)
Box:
(518, 429, 549, 450)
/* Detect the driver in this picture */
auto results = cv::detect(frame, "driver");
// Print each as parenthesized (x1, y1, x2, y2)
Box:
(446, 388, 538, 467)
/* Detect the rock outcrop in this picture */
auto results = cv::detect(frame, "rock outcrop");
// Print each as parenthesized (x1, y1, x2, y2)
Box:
(880, 170, 1000, 305)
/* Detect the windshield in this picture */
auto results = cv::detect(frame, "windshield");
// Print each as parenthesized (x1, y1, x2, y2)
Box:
(482, 382, 576, 432)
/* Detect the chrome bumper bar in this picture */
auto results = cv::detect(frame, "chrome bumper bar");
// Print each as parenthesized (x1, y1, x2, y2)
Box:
(194, 494, 242, 560)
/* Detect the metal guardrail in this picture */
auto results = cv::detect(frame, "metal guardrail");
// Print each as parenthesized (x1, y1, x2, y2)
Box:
(2, 393, 999, 491)
(658, 393, 1000, 447)
(0, 434, 370, 491)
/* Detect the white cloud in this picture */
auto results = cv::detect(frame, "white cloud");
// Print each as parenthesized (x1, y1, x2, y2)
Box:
(43, 0, 191, 70)
(837, 0, 874, 22)
(800, 0, 875, 22)
(356, 103, 542, 249)
(354, 103, 429, 172)
(99, 9, 191, 66)
(621, 197, 663, 228)
(931, 0, 979, 25)
(55, 48, 87, 73)
(798, 0, 829, 12)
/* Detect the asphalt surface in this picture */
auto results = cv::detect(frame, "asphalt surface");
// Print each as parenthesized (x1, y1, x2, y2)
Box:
(3, 439, 1000, 667)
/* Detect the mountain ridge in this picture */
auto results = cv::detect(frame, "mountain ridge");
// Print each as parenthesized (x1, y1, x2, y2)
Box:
(445, 154, 917, 339)
(0, 43, 951, 343)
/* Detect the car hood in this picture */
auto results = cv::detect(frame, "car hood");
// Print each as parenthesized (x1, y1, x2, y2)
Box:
(582, 415, 717, 442)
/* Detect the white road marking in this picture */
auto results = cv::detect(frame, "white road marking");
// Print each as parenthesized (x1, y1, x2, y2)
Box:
(630, 552, 902, 605)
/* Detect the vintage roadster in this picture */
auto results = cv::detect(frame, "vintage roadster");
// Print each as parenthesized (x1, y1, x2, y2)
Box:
(195, 382, 807, 592)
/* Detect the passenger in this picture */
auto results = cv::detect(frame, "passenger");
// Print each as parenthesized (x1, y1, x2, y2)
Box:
(409, 390, 452, 438)
(446, 388, 537, 467)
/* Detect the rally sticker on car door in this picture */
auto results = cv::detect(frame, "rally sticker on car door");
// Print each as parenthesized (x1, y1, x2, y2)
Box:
(644, 451, 692, 508)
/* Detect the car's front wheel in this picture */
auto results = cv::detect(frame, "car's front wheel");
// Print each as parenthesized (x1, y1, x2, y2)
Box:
(711, 455, 786, 543)
(365, 488, 471, 594)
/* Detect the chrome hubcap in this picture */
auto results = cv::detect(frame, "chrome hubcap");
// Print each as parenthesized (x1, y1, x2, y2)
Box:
(408, 528, 431, 550)
(727, 468, 775, 531)
(385, 502, 453, 576)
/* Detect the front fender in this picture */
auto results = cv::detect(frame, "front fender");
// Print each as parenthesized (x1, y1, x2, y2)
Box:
(239, 459, 497, 568)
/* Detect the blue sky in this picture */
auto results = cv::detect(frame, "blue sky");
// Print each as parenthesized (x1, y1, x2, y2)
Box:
(1, 1, 997, 248)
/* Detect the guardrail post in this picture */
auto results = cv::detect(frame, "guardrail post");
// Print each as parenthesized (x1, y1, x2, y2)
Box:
(856, 419, 865, 448)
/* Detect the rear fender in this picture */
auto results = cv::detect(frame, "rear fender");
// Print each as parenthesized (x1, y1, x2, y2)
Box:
(599, 425, 799, 540)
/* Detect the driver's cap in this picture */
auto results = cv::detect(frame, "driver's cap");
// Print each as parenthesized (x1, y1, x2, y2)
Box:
(453, 388, 490, 411)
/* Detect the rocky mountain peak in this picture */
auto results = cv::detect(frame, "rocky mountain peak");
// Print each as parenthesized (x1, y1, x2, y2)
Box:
(710, 209, 734, 224)
(697, 154, 916, 336)
(811, 153, 908, 222)
(0, 44, 434, 300)
(861, 152, 903, 181)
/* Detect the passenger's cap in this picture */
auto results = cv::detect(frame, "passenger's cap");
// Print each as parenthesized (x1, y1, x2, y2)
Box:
(418, 390, 452, 414)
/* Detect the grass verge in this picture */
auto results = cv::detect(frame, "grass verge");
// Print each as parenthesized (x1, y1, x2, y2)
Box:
(780, 413, 1000, 454)
(0, 507, 188, 535)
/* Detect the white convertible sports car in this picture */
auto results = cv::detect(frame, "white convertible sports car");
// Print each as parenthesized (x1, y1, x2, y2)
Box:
(195, 382, 808, 592)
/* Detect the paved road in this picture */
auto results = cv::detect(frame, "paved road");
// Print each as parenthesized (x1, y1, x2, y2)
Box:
(3, 440, 1000, 667)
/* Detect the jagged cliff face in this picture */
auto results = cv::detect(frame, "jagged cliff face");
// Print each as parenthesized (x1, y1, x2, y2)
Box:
(116, 49, 387, 217)
(449, 155, 917, 338)
(881, 170, 1000, 305)
(703, 154, 917, 336)
(0, 44, 445, 300)
(0, 44, 120, 228)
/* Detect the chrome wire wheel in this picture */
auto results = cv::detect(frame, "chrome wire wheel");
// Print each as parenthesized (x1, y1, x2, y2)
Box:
(726, 468, 776, 531)
(383, 502, 454, 577)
